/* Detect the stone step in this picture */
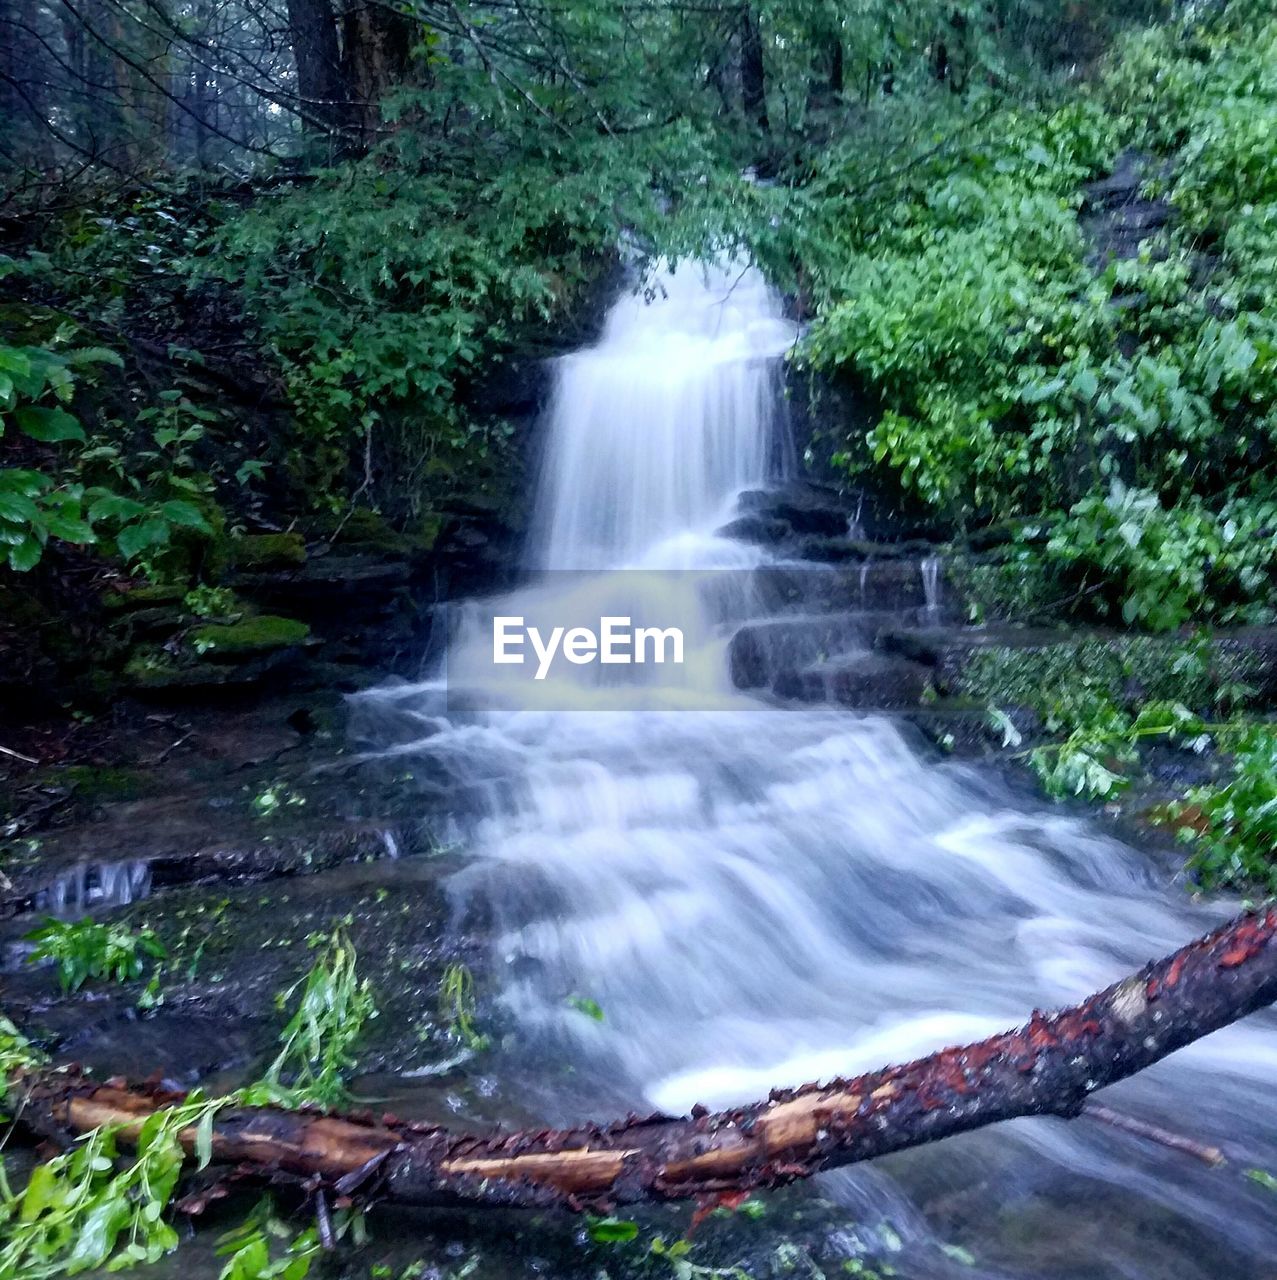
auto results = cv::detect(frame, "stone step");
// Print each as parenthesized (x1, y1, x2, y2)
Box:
(774, 652, 933, 710)
(751, 561, 952, 616)
(878, 625, 1082, 684)
(729, 610, 922, 690)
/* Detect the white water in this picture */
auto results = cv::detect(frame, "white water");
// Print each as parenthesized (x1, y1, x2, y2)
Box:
(359, 261, 1277, 1277)
(530, 262, 795, 570)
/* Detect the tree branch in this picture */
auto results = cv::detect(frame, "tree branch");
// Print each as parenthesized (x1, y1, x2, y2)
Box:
(10, 905, 1277, 1214)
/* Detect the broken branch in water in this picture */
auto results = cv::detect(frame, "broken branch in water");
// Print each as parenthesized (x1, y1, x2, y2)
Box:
(9, 906, 1276, 1213)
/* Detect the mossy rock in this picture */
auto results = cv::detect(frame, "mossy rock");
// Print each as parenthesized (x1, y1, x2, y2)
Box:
(122, 646, 185, 688)
(101, 583, 186, 612)
(230, 532, 307, 571)
(189, 614, 311, 659)
(312, 508, 437, 559)
(122, 640, 297, 690)
(150, 492, 231, 584)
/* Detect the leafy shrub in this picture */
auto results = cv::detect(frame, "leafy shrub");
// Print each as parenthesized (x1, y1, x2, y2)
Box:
(1176, 725, 1277, 893)
(0, 331, 212, 575)
(24, 917, 166, 994)
(1044, 484, 1276, 631)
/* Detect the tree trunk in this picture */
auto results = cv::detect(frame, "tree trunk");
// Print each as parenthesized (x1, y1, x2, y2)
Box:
(13, 906, 1277, 1214)
(285, 0, 349, 140)
(739, 7, 768, 132)
(340, 0, 416, 149)
(0, 0, 57, 169)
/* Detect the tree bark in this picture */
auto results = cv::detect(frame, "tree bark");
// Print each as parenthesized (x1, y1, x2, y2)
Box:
(739, 7, 768, 132)
(285, 0, 350, 140)
(11, 906, 1277, 1214)
(340, 0, 417, 148)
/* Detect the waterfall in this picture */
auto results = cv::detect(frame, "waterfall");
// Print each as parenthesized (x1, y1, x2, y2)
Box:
(356, 260, 1277, 1276)
(530, 260, 796, 570)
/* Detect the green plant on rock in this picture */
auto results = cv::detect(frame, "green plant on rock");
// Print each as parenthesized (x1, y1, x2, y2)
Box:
(245, 927, 377, 1108)
(438, 962, 487, 1051)
(24, 917, 167, 995)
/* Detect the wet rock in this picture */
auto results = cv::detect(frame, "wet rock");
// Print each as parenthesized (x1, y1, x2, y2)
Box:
(795, 535, 937, 563)
(122, 643, 300, 692)
(775, 652, 932, 710)
(736, 485, 855, 537)
(717, 515, 794, 545)
(729, 614, 872, 689)
(0, 819, 433, 920)
(1081, 150, 1172, 269)
(752, 561, 949, 614)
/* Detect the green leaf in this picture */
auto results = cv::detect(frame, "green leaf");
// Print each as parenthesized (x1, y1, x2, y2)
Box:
(987, 706, 1023, 749)
(567, 994, 605, 1021)
(45, 515, 96, 545)
(88, 493, 147, 524)
(19, 1161, 59, 1221)
(588, 1216, 639, 1243)
(0, 491, 40, 524)
(116, 518, 170, 562)
(8, 536, 43, 572)
(195, 1107, 215, 1170)
(159, 499, 210, 531)
(64, 346, 125, 370)
(14, 406, 86, 443)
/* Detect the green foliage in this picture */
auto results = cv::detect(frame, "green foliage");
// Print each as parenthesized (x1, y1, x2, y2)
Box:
(0, 338, 104, 571)
(800, 95, 1119, 521)
(587, 1216, 639, 1244)
(0, 1012, 44, 1079)
(215, 1197, 365, 1280)
(970, 630, 1277, 892)
(245, 927, 377, 1108)
(567, 994, 605, 1022)
(1175, 724, 1277, 894)
(1044, 484, 1277, 631)
(0, 329, 213, 575)
(0, 1093, 230, 1278)
(0, 931, 375, 1278)
(963, 633, 1260, 732)
(796, 5, 1277, 647)
(24, 918, 166, 995)
(202, 143, 643, 511)
(183, 584, 238, 618)
(438, 962, 488, 1052)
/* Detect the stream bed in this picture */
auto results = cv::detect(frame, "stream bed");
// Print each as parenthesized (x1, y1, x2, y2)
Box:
(4, 261, 1277, 1280)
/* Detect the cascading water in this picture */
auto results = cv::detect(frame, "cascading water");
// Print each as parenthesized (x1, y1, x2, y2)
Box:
(530, 261, 796, 570)
(357, 261, 1277, 1278)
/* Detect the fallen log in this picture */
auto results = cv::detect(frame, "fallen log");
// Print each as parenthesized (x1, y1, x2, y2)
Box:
(10, 905, 1277, 1213)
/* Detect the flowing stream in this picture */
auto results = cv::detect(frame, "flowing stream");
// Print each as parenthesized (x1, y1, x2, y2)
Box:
(358, 261, 1277, 1278)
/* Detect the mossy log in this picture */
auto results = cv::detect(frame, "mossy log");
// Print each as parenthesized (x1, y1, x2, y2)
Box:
(11, 906, 1277, 1214)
